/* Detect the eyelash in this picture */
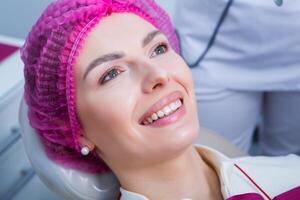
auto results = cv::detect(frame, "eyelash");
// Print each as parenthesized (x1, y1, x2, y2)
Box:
(99, 42, 169, 85)
(150, 42, 169, 58)
(99, 67, 123, 85)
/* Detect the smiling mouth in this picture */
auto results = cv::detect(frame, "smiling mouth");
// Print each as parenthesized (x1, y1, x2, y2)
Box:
(141, 98, 184, 125)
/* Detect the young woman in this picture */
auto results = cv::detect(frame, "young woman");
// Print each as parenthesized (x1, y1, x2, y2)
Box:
(21, 0, 300, 199)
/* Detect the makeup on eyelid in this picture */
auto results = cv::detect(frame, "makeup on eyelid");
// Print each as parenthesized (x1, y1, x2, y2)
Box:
(97, 42, 169, 85)
(75, 13, 199, 179)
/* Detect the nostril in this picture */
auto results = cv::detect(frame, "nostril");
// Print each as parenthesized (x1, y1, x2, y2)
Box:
(142, 71, 170, 93)
(153, 83, 163, 90)
(152, 75, 170, 90)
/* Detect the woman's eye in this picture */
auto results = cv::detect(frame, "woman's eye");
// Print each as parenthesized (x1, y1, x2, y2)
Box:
(151, 43, 168, 58)
(100, 68, 122, 84)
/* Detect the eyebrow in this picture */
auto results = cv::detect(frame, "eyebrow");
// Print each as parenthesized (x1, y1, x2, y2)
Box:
(83, 30, 163, 80)
(83, 52, 124, 80)
(142, 30, 162, 47)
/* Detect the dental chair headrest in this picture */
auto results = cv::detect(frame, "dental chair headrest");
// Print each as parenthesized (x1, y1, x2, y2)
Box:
(19, 97, 246, 200)
(19, 98, 120, 200)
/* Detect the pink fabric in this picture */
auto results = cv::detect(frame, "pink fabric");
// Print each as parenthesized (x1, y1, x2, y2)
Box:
(273, 186, 300, 200)
(21, 0, 179, 173)
(0, 43, 19, 62)
(234, 164, 272, 200)
(228, 164, 300, 200)
(226, 193, 264, 200)
(226, 186, 300, 200)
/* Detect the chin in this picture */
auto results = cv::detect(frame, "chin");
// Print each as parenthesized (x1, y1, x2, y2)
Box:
(161, 123, 199, 155)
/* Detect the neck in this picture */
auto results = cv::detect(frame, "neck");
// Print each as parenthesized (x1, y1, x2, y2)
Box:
(116, 146, 223, 200)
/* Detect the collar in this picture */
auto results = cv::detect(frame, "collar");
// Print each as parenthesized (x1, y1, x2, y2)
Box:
(119, 145, 230, 200)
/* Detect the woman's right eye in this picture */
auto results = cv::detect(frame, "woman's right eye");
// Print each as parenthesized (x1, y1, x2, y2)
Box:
(99, 68, 123, 85)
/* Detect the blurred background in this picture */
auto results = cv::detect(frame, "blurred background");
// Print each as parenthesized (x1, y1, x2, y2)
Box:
(0, 0, 176, 39)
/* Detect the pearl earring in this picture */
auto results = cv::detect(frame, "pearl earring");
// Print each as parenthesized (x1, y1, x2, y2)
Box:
(81, 146, 90, 156)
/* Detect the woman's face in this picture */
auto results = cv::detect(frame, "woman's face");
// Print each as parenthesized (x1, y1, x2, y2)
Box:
(75, 13, 199, 170)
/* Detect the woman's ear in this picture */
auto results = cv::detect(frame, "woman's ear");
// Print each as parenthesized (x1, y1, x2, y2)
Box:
(79, 130, 95, 151)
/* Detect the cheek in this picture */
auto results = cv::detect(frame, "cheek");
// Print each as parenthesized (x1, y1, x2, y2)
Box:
(166, 55, 194, 90)
(85, 91, 132, 130)
(177, 58, 194, 84)
(80, 82, 140, 144)
(168, 55, 199, 123)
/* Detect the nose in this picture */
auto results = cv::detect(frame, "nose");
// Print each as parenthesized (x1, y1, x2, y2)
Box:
(141, 61, 170, 93)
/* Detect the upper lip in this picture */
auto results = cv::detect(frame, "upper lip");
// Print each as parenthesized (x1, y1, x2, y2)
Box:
(138, 91, 184, 124)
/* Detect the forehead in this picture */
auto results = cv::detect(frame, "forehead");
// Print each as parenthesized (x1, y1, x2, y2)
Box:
(84, 13, 156, 52)
(76, 13, 158, 70)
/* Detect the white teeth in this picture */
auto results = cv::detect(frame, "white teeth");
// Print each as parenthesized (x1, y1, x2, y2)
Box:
(157, 110, 164, 118)
(142, 99, 183, 125)
(147, 117, 153, 123)
(163, 106, 172, 115)
(151, 113, 158, 120)
(170, 102, 177, 111)
(175, 99, 182, 107)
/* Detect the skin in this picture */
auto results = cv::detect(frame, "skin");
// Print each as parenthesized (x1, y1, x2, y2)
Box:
(75, 13, 223, 200)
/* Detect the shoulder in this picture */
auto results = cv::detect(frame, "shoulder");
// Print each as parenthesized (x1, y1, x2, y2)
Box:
(222, 154, 300, 198)
(233, 154, 300, 172)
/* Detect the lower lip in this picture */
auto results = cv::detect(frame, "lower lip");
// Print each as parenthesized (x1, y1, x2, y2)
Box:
(146, 102, 186, 127)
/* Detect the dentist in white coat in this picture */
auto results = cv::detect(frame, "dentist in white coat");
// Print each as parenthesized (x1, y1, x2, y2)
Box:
(174, 0, 300, 155)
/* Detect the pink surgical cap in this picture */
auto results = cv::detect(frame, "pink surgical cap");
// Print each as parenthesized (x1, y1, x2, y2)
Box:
(21, 0, 179, 173)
